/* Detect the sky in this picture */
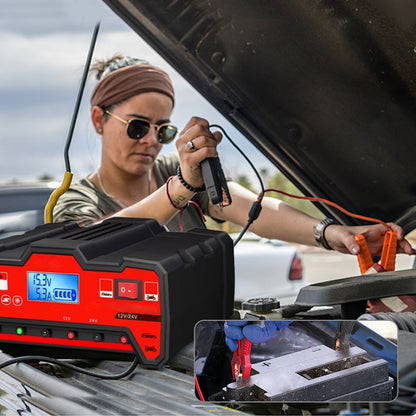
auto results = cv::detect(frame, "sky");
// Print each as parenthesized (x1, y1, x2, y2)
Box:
(0, 0, 276, 188)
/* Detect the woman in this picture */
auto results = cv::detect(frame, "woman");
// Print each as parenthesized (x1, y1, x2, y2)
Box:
(53, 56, 415, 258)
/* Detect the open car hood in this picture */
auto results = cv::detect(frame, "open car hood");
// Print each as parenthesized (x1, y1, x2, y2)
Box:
(103, 0, 416, 232)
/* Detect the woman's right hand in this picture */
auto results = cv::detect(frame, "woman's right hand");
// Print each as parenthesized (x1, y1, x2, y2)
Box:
(176, 117, 222, 189)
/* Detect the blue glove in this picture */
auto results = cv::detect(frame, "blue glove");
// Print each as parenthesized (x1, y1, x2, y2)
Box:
(224, 321, 247, 352)
(224, 321, 292, 352)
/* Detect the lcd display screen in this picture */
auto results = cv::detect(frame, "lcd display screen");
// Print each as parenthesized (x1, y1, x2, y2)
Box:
(27, 272, 79, 303)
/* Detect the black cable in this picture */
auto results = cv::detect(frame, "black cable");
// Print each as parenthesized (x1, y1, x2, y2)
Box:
(64, 21, 100, 172)
(209, 124, 265, 246)
(209, 124, 265, 198)
(368, 311, 416, 333)
(279, 304, 311, 318)
(400, 385, 416, 393)
(390, 399, 416, 409)
(0, 354, 140, 380)
(232, 221, 251, 247)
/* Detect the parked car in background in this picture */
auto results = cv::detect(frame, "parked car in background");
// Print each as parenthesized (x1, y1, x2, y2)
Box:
(232, 232, 303, 306)
(0, 183, 55, 239)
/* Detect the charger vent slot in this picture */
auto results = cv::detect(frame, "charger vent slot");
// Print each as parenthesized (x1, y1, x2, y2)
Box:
(63, 222, 132, 240)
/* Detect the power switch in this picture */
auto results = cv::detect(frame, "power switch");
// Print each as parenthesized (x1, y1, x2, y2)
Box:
(115, 280, 142, 300)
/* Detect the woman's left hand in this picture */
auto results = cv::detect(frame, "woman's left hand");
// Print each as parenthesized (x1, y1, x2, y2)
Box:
(325, 222, 416, 256)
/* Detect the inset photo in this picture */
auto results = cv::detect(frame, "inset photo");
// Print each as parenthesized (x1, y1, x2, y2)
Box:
(194, 320, 397, 402)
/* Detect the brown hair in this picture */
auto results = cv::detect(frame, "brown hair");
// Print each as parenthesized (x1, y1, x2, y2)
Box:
(90, 55, 124, 81)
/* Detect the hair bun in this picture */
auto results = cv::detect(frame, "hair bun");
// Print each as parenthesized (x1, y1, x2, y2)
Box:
(90, 55, 149, 80)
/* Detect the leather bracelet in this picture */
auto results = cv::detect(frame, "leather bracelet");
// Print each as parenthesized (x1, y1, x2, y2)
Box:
(166, 176, 183, 210)
(177, 166, 205, 193)
(313, 218, 336, 250)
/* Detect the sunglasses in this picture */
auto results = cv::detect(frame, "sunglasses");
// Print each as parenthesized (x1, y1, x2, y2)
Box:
(104, 110, 178, 144)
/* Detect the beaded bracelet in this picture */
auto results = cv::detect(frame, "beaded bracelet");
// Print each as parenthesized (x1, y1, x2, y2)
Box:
(177, 166, 205, 193)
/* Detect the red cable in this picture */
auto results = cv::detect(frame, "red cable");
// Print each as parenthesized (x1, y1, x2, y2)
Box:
(166, 176, 206, 232)
(260, 188, 392, 230)
(178, 201, 206, 232)
(194, 374, 205, 401)
(188, 201, 206, 222)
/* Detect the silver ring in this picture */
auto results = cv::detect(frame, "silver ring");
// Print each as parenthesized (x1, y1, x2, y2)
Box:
(186, 140, 196, 151)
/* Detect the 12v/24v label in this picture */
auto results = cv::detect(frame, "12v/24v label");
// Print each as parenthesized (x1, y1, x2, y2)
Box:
(115, 312, 161, 321)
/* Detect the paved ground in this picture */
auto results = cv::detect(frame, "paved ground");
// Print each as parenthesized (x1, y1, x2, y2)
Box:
(298, 245, 415, 284)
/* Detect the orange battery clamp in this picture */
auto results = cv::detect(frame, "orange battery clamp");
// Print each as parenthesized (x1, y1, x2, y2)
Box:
(353, 234, 374, 274)
(379, 230, 398, 272)
(354, 230, 397, 274)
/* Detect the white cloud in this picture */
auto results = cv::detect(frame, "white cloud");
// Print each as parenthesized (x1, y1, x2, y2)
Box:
(0, 30, 150, 89)
(0, 0, 275, 186)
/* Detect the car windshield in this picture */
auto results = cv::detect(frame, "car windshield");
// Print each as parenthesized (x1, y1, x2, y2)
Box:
(0, 186, 51, 239)
(0, 210, 43, 239)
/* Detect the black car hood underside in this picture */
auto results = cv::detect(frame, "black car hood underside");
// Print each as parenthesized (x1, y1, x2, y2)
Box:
(103, 0, 416, 232)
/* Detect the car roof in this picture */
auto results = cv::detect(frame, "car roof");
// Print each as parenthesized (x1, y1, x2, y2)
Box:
(0, 184, 52, 213)
(103, 0, 416, 232)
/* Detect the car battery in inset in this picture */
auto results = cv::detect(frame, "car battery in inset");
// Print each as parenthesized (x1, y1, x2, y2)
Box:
(224, 345, 393, 401)
(0, 217, 234, 367)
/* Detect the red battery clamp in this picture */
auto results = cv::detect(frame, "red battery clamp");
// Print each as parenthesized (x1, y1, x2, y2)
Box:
(231, 338, 252, 380)
(0, 217, 234, 367)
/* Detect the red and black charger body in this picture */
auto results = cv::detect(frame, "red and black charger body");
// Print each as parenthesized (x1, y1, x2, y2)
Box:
(0, 218, 234, 367)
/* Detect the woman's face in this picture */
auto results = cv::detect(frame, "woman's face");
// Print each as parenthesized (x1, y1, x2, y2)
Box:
(101, 92, 173, 176)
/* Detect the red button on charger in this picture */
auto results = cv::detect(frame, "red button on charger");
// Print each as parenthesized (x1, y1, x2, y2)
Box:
(117, 281, 138, 299)
(67, 331, 77, 340)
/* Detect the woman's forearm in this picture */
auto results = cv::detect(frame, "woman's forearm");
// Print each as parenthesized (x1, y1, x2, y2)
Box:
(209, 181, 320, 245)
(112, 176, 195, 224)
